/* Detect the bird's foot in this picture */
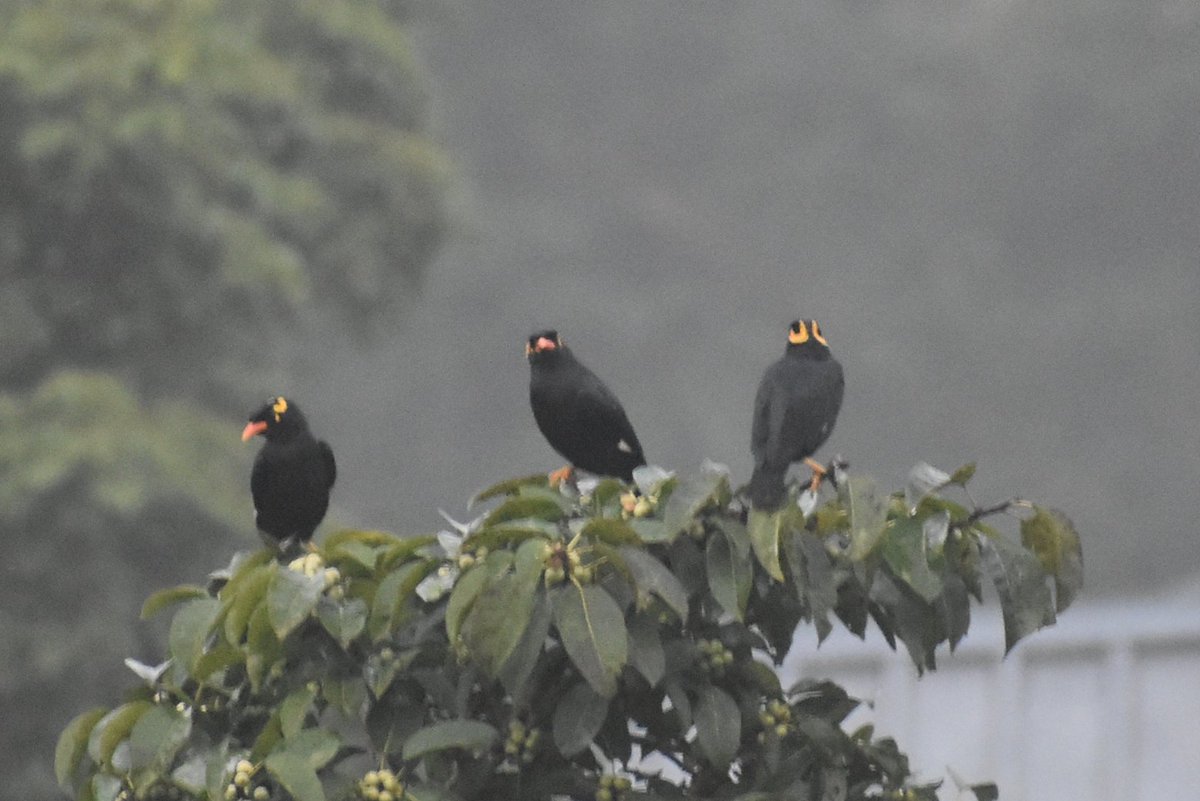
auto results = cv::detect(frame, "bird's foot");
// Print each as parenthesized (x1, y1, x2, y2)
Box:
(803, 457, 828, 493)
(548, 464, 575, 488)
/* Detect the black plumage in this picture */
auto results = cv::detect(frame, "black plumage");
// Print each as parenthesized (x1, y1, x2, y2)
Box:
(242, 396, 336, 548)
(749, 319, 844, 511)
(526, 330, 646, 482)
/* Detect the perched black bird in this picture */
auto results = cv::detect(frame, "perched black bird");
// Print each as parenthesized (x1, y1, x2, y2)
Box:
(241, 396, 336, 549)
(749, 319, 844, 511)
(526, 330, 646, 483)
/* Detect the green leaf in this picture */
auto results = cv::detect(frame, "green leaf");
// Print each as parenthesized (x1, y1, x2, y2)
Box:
(368, 559, 437, 641)
(87, 701, 153, 768)
(747, 509, 785, 581)
(629, 518, 670, 543)
(782, 530, 837, 642)
(317, 596, 368, 649)
(168, 597, 222, 676)
(694, 685, 740, 767)
(1021, 506, 1083, 612)
(280, 685, 317, 740)
(56, 707, 107, 789)
(662, 469, 725, 539)
(483, 495, 565, 526)
(445, 564, 490, 644)
(881, 518, 943, 603)
(712, 517, 752, 559)
(322, 528, 405, 552)
(949, 462, 977, 486)
(706, 529, 749, 620)
(979, 536, 1055, 654)
(843, 475, 888, 560)
(325, 539, 381, 572)
(402, 720, 499, 761)
(617, 546, 689, 618)
(129, 706, 191, 771)
(464, 519, 560, 551)
(551, 583, 628, 697)
(580, 516, 643, 546)
(552, 681, 610, 757)
(626, 613, 666, 686)
(267, 569, 325, 639)
(265, 751, 325, 801)
(193, 642, 244, 682)
(460, 557, 540, 676)
(377, 535, 439, 571)
(470, 472, 551, 507)
(141, 584, 208, 620)
(498, 590, 553, 703)
(223, 563, 274, 644)
(277, 728, 340, 770)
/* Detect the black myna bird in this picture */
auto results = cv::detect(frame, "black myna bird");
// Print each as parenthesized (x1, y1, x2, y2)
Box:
(526, 330, 646, 484)
(749, 319, 844, 511)
(241, 396, 336, 550)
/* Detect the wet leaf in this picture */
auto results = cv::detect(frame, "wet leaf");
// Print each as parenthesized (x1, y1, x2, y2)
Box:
(469, 472, 551, 507)
(905, 462, 951, 512)
(141, 584, 208, 620)
(1021, 506, 1083, 612)
(694, 685, 740, 768)
(551, 583, 628, 697)
(581, 517, 643, 546)
(843, 475, 888, 560)
(747, 509, 785, 581)
(662, 469, 725, 539)
(317, 596, 367, 649)
(706, 530, 748, 620)
(483, 495, 565, 527)
(168, 598, 221, 675)
(402, 720, 498, 761)
(129, 706, 190, 772)
(55, 707, 106, 789)
(627, 612, 666, 686)
(87, 701, 152, 768)
(979, 536, 1055, 654)
(267, 569, 325, 639)
(552, 681, 610, 757)
(265, 751, 324, 801)
(618, 546, 689, 618)
(881, 518, 943, 603)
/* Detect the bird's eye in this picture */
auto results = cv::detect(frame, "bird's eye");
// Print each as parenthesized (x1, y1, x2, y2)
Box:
(811, 321, 828, 346)
(788, 321, 809, 345)
(273, 397, 288, 422)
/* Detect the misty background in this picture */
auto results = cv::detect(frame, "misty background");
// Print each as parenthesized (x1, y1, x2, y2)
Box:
(302, 0, 1199, 597)
(2, 0, 1198, 797)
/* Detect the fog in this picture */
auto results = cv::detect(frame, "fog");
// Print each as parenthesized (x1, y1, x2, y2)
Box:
(293, 0, 1200, 596)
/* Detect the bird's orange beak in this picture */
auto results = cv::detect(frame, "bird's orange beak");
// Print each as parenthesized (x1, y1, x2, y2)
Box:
(535, 336, 557, 352)
(241, 421, 269, 442)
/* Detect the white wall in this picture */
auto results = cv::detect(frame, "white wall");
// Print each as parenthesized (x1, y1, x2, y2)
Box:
(781, 597, 1200, 800)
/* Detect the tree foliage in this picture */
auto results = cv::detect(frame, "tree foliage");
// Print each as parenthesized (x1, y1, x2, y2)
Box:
(58, 462, 1080, 801)
(0, 2, 449, 796)
(0, 0, 449, 401)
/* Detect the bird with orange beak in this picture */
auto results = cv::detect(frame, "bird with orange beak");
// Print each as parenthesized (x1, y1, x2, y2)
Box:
(526, 329, 646, 484)
(242, 396, 336, 551)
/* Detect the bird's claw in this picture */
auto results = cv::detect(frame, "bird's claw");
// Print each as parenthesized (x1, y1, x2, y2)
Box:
(548, 465, 575, 488)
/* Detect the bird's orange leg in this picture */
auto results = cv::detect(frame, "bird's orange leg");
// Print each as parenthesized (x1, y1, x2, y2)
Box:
(548, 464, 575, 488)
(803, 458, 828, 493)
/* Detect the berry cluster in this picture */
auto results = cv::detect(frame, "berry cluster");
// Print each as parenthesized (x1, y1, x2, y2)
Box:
(502, 720, 541, 765)
(619, 491, 656, 519)
(697, 638, 735, 675)
(357, 768, 404, 801)
(757, 698, 793, 741)
(594, 773, 633, 801)
(224, 760, 271, 801)
(455, 545, 489, 571)
(286, 553, 342, 597)
(542, 542, 595, 586)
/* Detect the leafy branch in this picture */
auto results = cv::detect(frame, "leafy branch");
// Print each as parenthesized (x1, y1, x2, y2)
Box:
(57, 460, 1079, 801)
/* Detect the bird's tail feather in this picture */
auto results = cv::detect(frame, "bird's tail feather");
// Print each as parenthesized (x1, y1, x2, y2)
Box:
(748, 464, 787, 511)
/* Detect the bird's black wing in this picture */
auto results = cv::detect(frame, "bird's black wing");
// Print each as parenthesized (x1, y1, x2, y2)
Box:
(571, 368, 645, 463)
(318, 440, 337, 489)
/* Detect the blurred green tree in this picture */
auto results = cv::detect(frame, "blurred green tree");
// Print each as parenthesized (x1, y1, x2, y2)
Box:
(0, 0, 449, 796)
